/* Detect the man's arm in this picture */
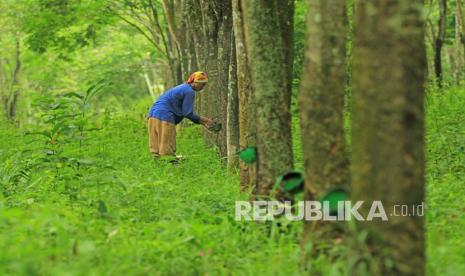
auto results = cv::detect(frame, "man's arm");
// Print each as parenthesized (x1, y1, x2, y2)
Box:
(182, 91, 201, 124)
(182, 91, 214, 127)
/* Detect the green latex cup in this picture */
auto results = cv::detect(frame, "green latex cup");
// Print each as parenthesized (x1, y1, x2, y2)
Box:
(208, 122, 222, 133)
(320, 188, 349, 215)
(238, 147, 257, 164)
(276, 171, 304, 194)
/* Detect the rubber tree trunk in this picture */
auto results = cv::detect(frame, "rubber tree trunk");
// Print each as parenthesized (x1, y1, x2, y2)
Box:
(299, 0, 349, 259)
(227, 33, 240, 169)
(277, 0, 294, 104)
(200, 0, 220, 145)
(216, 0, 233, 159)
(179, 0, 192, 77)
(455, 0, 465, 83)
(242, 0, 294, 197)
(0, 38, 21, 122)
(434, 0, 447, 88)
(188, 0, 207, 115)
(352, 0, 426, 274)
(459, 0, 465, 65)
(232, 0, 257, 191)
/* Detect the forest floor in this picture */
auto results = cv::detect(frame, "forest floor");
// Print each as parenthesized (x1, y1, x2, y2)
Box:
(0, 86, 464, 275)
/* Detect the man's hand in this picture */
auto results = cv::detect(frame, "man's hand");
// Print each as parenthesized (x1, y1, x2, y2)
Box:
(200, 116, 214, 128)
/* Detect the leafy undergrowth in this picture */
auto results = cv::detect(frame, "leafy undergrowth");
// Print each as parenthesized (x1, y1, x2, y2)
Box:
(0, 86, 464, 275)
(426, 86, 465, 275)
(0, 109, 302, 275)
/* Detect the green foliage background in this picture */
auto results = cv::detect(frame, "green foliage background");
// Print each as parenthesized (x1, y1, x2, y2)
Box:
(0, 0, 464, 275)
(1, 88, 464, 275)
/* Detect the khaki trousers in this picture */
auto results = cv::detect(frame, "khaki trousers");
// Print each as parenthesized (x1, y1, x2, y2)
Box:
(147, 117, 176, 157)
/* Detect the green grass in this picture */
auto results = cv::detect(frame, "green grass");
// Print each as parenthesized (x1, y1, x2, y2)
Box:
(0, 86, 464, 275)
(0, 108, 302, 275)
(425, 86, 465, 275)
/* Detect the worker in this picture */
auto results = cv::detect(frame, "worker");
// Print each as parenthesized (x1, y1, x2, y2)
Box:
(147, 71, 214, 160)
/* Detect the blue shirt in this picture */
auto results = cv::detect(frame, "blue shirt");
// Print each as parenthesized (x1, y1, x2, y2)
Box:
(148, 83, 201, 125)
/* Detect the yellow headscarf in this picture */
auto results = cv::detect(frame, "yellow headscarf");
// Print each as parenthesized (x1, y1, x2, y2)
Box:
(186, 71, 208, 84)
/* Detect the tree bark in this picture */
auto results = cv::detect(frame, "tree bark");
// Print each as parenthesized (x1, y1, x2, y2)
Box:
(178, 0, 191, 78)
(227, 33, 239, 169)
(0, 37, 21, 121)
(242, 0, 294, 197)
(352, 0, 426, 274)
(299, 0, 349, 258)
(232, 0, 256, 191)
(277, 0, 294, 105)
(188, 0, 207, 115)
(200, 0, 220, 145)
(458, 0, 465, 59)
(0, 58, 6, 119)
(434, 0, 447, 88)
(216, 0, 233, 159)
(456, 0, 465, 83)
